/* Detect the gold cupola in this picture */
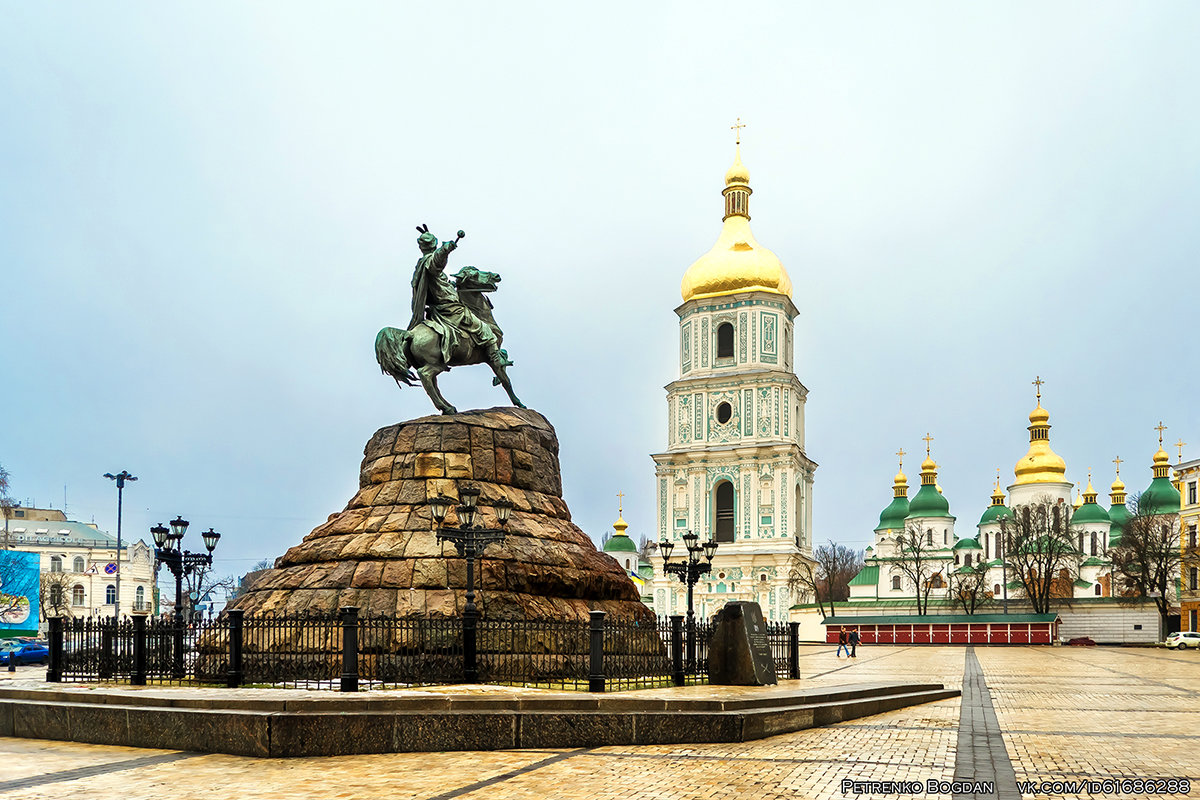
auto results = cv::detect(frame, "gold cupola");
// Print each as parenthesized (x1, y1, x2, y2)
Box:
(680, 124, 793, 303)
(1013, 377, 1068, 485)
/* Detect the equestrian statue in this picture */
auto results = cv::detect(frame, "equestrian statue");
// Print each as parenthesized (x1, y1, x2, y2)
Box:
(375, 225, 525, 415)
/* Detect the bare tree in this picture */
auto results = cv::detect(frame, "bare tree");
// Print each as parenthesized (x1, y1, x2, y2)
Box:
(997, 496, 1080, 615)
(1109, 493, 1182, 639)
(39, 572, 73, 620)
(787, 541, 862, 619)
(893, 523, 946, 615)
(949, 562, 992, 615)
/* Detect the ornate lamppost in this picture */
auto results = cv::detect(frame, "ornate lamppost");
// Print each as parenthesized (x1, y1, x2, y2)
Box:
(658, 530, 718, 670)
(150, 517, 220, 678)
(427, 486, 513, 683)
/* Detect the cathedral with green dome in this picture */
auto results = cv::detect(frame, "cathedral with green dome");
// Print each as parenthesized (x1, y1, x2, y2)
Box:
(841, 382, 1183, 644)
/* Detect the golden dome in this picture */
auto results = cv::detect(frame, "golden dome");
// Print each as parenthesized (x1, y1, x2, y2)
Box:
(1153, 446, 1170, 466)
(612, 514, 628, 534)
(1013, 400, 1067, 485)
(921, 456, 937, 473)
(1111, 475, 1125, 492)
(680, 146, 793, 303)
(894, 470, 907, 487)
(724, 146, 750, 186)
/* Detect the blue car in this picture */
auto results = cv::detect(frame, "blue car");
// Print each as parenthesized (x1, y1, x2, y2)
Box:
(0, 641, 49, 666)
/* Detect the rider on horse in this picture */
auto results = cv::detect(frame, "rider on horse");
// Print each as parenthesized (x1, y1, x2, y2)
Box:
(410, 226, 507, 369)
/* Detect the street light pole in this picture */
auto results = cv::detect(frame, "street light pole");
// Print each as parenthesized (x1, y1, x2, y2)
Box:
(103, 471, 137, 618)
(151, 517, 220, 678)
(658, 530, 718, 672)
(427, 487, 513, 683)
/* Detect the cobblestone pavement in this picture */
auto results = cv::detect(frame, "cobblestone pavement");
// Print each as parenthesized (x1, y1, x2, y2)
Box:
(0, 646, 1195, 799)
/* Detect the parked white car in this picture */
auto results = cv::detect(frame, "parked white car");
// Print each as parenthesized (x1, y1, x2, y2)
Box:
(1164, 631, 1200, 650)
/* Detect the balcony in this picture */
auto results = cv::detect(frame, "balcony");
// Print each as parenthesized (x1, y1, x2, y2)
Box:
(131, 600, 152, 614)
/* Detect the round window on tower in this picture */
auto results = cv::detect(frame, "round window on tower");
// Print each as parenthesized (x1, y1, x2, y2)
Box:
(716, 402, 732, 424)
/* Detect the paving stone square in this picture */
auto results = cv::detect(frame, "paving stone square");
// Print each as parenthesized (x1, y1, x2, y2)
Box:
(0, 645, 1195, 799)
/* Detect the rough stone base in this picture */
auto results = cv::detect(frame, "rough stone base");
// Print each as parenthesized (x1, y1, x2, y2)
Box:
(230, 408, 650, 622)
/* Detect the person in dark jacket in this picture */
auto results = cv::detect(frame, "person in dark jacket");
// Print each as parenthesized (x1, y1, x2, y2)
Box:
(836, 626, 849, 657)
(848, 627, 861, 658)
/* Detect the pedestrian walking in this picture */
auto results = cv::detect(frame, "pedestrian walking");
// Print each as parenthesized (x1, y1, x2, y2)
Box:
(848, 627, 861, 658)
(836, 626, 849, 657)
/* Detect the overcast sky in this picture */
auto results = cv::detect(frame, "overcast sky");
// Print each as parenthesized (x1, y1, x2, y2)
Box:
(2, 3, 1198, 582)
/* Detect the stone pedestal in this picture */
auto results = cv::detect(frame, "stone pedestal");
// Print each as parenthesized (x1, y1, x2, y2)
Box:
(707, 601, 777, 686)
(229, 408, 652, 622)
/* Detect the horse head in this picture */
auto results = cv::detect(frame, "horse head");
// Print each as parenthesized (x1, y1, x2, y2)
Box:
(452, 266, 501, 294)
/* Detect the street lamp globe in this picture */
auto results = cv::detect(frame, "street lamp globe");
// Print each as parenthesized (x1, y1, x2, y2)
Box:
(659, 539, 674, 563)
(494, 498, 513, 526)
(150, 523, 169, 548)
(169, 516, 189, 539)
(428, 494, 454, 525)
(459, 485, 481, 511)
(201, 528, 221, 552)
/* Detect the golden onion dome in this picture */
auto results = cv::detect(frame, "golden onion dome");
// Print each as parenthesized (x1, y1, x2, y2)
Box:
(724, 147, 750, 185)
(612, 514, 628, 534)
(1153, 446, 1170, 466)
(1111, 475, 1125, 492)
(921, 455, 937, 473)
(1013, 400, 1067, 485)
(894, 470, 908, 487)
(680, 145, 793, 303)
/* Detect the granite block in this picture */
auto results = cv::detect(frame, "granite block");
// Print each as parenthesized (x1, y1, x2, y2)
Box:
(632, 712, 744, 745)
(69, 704, 129, 746)
(13, 702, 72, 741)
(271, 712, 394, 757)
(518, 712, 633, 749)
(393, 712, 516, 752)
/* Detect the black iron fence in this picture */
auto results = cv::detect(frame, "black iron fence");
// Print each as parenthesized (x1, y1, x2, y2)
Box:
(47, 611, 802, 692)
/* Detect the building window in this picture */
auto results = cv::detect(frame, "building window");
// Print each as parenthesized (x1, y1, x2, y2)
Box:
(954, 553, 960, 565)
(993, 583, 1001, 595)
(50, 585, 63, 606)
(1090, 532, 1097, 556)
(1190, 567, 1198, 592)
(50, 556, 62, 573)
(891, 575, 901, 590)
(1189, 525, 1197, 550)
(716, 323, 734, 359)
(716, 402, 732, 424)
(72, 585, 85, 606)
(73, 556, 85, 573)
(1094, 584, 1101, 596)
(136, 586, 145, 604)
(943, 530, 949, 545)
(714, 481, 735, 543)
(926, 529, 933, 546)
(1190, 481, 1197, 505)
(105, 585, 116, 605)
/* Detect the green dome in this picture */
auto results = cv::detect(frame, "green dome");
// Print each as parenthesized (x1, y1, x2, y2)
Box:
(1140, 478, 1181, 516)
(603, 534, 638, 553)
(907, 484, 951, 518)
(1108, 502, 1130, 541)
(979, 504, 1011, 525)
(875, 496, 910, 532)
(952, 538, 981, 550)
(1071, 501, 1110, 525)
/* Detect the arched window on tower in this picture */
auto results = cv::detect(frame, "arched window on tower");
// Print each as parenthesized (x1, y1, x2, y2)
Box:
(716, 322, 734, 359)
(891, 575, 901, 591)
(926, 529, 933, 546)
(714, 481, 735, 543)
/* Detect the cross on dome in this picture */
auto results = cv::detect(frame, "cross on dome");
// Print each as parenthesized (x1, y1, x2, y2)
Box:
(1155, 421, 1167, 445)
(1032, 375, 1044, 405)
(922, 433, 934, 457)
(616, 490, 625, 515)
(730, 117, 745, 146)
(896, 448, 906, 469)
(1176, 439, 1187, 461)
(1112, 455, 1123, 476)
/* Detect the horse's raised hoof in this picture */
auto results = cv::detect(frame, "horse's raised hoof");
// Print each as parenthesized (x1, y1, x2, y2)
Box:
(441, 406, 458, 415)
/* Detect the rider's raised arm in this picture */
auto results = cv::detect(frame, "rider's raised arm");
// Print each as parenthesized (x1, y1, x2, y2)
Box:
(428, 238, 457, 273)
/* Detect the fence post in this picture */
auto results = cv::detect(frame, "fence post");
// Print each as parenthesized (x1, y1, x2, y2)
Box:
(670, 615, 684, 686)
(788, 621, 800, 680)
(131, 616, 147, 686)
(46, 617, 63, 682)
(588, 610, 606, 693)
(226, 609, 244, 688)
(340, 606, 359, 692)
(99, 618, 115, 680)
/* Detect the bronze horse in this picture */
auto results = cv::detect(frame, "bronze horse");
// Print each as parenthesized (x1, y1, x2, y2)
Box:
(375, 266, 524, 415)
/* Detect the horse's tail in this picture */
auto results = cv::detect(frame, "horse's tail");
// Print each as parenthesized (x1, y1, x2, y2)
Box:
(375, 326, 418, 386)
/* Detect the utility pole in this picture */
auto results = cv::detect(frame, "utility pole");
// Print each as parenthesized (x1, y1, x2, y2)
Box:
(103, 471, 137, 617)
